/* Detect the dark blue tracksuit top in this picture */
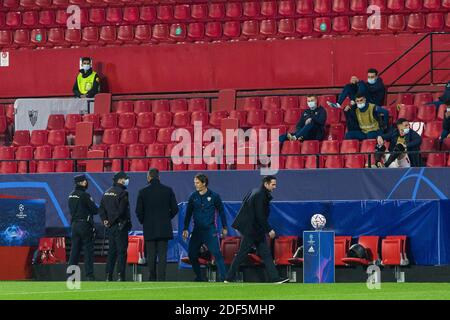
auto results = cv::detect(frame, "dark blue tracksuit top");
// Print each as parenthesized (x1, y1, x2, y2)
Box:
(183, 189, 227, 231)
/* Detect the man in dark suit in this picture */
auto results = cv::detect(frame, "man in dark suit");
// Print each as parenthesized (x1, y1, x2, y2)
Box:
(225, 176, 288, 284)
(136, 168, 179, 281)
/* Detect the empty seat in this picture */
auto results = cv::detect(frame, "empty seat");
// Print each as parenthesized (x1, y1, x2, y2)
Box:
(229, 110, 248, 127)
(48, 28, 67, 46)
(187, 22, 205, 41)
(22, 11, 38, 27)
(30, 130, 48, 146)
(154, 112, 172, 128)
(118, 112, 136, 129)
(47, 114, 65, 130)
(279, 0, 295, 16)
(243, 1, 260, 18)
(157, 5, 173, 21)
(351, 15, 368, 32)
(423, 0, 442, 10)
(414, 92, 433, 106)
(314, 17, 332, 34)
(100, 113, 118, 129)
(82, 26, 99, 44)
(53, 145, 70, 159)
(188, 98, 207, 112)
(426, 153, 446, 167)
(209, 111, 228, 127)
(281, 96, 299, 110)
(426, 13, 444, 30)
(209, 2, 225, 19)
(152, 100, 170, 113)
(138, 128, 157, 144)
(136, 112, 154, 129)
(407, 13, 426, 32)
(333, 0, 350, 13)
(265, 110, 284, 126)
(169, 99, 188, 113)
(13, 29, 30, 47)
(140, 6, 156, 23)
(106, 7, 122, 24)
(89, 8, 105, 25)
(324, 155, 343, 168)
(134, 100, 151, 113)
(174, 4, 190, 20)
(405, 0, 423, 10)
(191, 111, 209, 126)
(6, 12, 21, 28)
(242, 20, 259, 39)
(191, 3, 207, 19)
(35, 145, 52, 160)
(205, 22, 222, 40)
(157, 127, 175, 144)
(48, 129, 66, 146)
(388, 14, 406, 32)
(223, 21, 241, 38)
(297, 0, 314, 13)
(260, 19, 277, 38)
(261, 1, 278, 17)
(284, 108, 302, 125)
(320, 140, 340, 154)
(102, 128, 121, 145)
(114, 101, 134, 114)
(123, 7, 139, 23)
(226, 2, 242, 18)
(278, 19, 296, 37)
(397, 105, 417, 121)
(173, 112, 191, 128)
(135, 25, 152, 42)
(65, 28, 82, 45)
(423, 121, 443, 139)
(333, 16, 350, 33)
(246, 110, 265, 126)
(120, 128, 139, 145)
(83, 113, 101, 131)
(13, 130, 31, 146)
(344, 154, 365, 168)
(314, 0, 332, 14)
(417, 105, 436, 122)
(152, 24, 170, 42)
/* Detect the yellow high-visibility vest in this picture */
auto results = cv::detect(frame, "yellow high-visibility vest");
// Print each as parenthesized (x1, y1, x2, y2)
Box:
(356, 103, 380, 134)
(77, 71, 97, 95)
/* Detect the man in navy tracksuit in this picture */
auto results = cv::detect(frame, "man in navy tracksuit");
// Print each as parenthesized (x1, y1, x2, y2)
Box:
(183, 173, 228, 282)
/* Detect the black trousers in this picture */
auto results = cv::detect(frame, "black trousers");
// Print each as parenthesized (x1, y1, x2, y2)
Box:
(68, 221, 95, 278)
(146, 240, 168, 281)
(105, 224, 129, 277)
(225, 234, 280, 282)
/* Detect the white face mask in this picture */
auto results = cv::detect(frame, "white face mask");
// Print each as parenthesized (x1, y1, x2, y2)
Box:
(403, 128, 410, 135)
(307, 101, 317, 109)
(357, 103, 366, 109)
(123, 179, 129, 187)
(82, 64, 91, 72)
(367, 78, 376, 85)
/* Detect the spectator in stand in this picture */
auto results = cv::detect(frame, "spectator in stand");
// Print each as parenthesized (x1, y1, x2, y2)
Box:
(440, 100, 450, 147)
(344, 92, 389, 140)
(426, 81, 450, 109)
(377, 118, 422, 168)
(73, 57, 101, 98)
(329, 68, 386, 108)
(279, 95, 327, 144)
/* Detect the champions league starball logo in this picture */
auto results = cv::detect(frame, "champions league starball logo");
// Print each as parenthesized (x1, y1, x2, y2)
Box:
(0, 225, 28, 244)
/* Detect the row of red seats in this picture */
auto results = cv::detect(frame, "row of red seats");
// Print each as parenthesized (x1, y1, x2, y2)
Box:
(3, 0, 449, 16)
(2, 13, 449, 48)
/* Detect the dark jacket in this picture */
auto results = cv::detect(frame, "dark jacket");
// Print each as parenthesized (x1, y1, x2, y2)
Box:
(68, 185, 98, 223)
(295, 106, 327, 140)
(359, 78, 386, 106)
(183, 189, 227, 231)
(444, 114, 450, 132)
(73, 69, 100, 98)
(438, 81, 450, 103)
(136, 179, 178, 241)
(382, 128, 422, 167)
(99, 183, 131, 228)
(344, 103, 388, 132)
(232, 186, 273, 241)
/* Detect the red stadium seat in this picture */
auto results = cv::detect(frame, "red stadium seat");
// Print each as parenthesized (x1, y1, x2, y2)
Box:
(414, 92, 434, 106)
(140, 6, 156, 23)
(320, 140, 340, 154)
(187, 23, 205, 42)
(191, 111, 209, 126)
(89, 8, 105, 25)
(16, 145, 33, 173)
(223, 21, 241, 39)
(279, 0, 296, 16)
(326, 107, 342, 125)
(351, 15, 368, 33)
(344, 154, 365, 168)
(333, 0, 350, 13)
(274, 236, 298, 267)
(325, 155, 343, 168)
(157, 5, 174, 21)
(136, 112, 154, 129)
(205, 22, 223, 40)
(262, 96, 281, 110)
(47, 114, 65, 130)
(6, 12, 21, 28)
(407, 13, 426, 32)
(420, 137, 438, 159)
(147, 144, 166, 157)
(123, 7, 139, 23)
(341, 139, 360, 154)
(154, 112, 172, 128)
(134, 101, 152, 114)
(114, 101, 134, 114)
(246, 110, 265, 127)
(152, 24, 170, 43)
(314, 0, 332, 14)
(297, 0, 314, 14)
(278, 19, 296, 37)
(328, 123, 345, 140)
(405, 0, 422, 10)
(243, 1, 260, 18)
(427, 153, 446, 167)
(157, 127, 175, 144)
(209, 111, 228, 127)
(106, 7, 122, 24)
(30, 130, 48, 146)
(281, 96, 299, 110)
(108, 143, 126, 171)
(333, 16, 350, 33)
(169, 99, 188, 113)
(82, 26, 99, 45)
(174, 4, 190, 20)
(118, 112, 136, 129)
(35, 145, 52, 160)
(191, 3, 207, 20)
(102, 128, 121, 145)
(397, 105, 417, 121)
(65, 29, 82, 46)
(426, 13, 445, 30)
(135, 25, 152, 43)
(265, 109, 284, 126)
(226, 2, 242, 18)
(53, 145, 70, 159)
(100, 113, 118, 130)
(221, 237, 241, 265)
(22, 11, 38, 27)
(261, 1, 277, 17)
(417, 105, 436, 122)
(172, 112, 191, 128)
(360, 139, 377, 164)
(48, 28, 67, 47)
(260, 19, 277, 38)
(342, 236, 379, 266)
(229, 110, 248, 127)
(65, 114, 82, 133)
(13, 130, 31, 147)
(3, 0, 19, 9)
(396, 93, 415, 105)
(335, 236, 352, 265)
(83, 113, 101, 132)
(120, 128, 139, 145)
(48, 129, 66, 146)
(188, 98, 207, 112)
(209, 2, 225, 19)
(242, 97, 261, 110)
(423, 0, 441, 10)
(284, 108, 302, 125)
(381, 238, 404, 266)
(314, 17, 332, 34)
(138, 128, 157, 144)
(152, 100, 170, 113)
(301, 140, 320, 169)
(423, 121, 443, 139)
(388, 14, 406, 32)
(0, 146, 14, 160)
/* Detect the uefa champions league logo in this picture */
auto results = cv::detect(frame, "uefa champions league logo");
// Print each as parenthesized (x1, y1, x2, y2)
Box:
(16, 204, 27, 219)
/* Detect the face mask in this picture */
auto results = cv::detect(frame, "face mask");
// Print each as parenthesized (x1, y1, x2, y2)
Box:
(403, 128, 410, 135)
(307, 101, 317, 109)
(367, 78, 376, 85)
(82, 64, 91, 72)
(123, 179, 129, 187)
(357, 103, 366, 109)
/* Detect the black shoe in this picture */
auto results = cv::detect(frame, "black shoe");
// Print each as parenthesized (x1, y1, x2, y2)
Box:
(194, 277, 207, 282)
(117, 273, 125, 282)
(272, 278, 290, 284)
(106, 273, 113, 282)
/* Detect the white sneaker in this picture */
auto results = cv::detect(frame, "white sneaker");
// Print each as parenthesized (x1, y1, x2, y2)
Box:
(327, 101, 341, 109)
(273, 278, 290, 284)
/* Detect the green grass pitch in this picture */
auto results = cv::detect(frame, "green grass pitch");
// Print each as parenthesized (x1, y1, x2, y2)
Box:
(1, 282, 450, 300)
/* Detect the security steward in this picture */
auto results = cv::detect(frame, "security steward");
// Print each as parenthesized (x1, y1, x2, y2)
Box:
(99, 171, 132, 281)
(68, 174, 98, 281)
(73, 57, 101, 98)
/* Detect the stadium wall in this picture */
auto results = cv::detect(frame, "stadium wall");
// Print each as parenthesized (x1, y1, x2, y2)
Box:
(1, 34, 448, 99)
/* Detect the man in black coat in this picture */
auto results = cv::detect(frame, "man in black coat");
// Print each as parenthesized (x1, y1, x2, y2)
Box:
(136, 168, 178, 281)
(225, 176, 288, 284)
(377, 118, 423, 167)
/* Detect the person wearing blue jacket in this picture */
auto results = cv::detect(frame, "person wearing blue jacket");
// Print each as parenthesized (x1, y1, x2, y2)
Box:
(331, 68, 386, 108)
(279, 95, 327, 144)
(378, 118, 423, 167)
(427, 81, 450, 109)
(182, 173, 228, 282)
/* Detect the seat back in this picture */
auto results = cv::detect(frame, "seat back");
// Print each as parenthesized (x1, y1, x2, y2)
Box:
(274, 236, 298, 265)
(358, 236, 379, 262)
(221, 236, 241, 265)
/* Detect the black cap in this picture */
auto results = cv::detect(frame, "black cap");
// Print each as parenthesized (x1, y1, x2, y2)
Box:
(74, 174, 87, 183)
(113, 171, 129, 182)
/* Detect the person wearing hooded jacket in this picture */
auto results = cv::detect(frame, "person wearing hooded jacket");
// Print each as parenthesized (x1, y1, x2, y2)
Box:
(73, 57, 101, 98)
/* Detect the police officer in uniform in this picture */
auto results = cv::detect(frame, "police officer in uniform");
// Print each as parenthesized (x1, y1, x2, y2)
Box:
(99, 171, 132, 281)
(73, 57, 101, 98)
(68, 174, 98, 281)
